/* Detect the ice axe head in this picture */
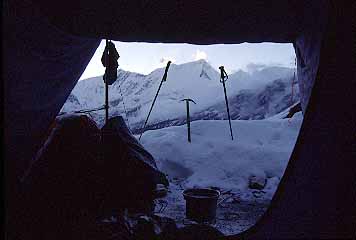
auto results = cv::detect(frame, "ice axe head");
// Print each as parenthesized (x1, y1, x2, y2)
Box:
(180, 98, 196, 143)
(181, 98, 197, 104)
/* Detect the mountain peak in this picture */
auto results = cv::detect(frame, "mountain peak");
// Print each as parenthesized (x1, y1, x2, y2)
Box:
(196, 59, 208, 64)
(179, 59, 209, 67)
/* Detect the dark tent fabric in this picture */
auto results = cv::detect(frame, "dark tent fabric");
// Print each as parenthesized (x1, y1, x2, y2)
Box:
(4, 2, 100, 237)
(101, 116, 165, 178)
(4, 0, 355, 238)
(33, 0, 303, 44)
(17, 114, 166, 239)
(18, 115, 105, 239)
(294, 1, 329, 112)
(101, 116, 168, 213)
(4, 0, 100, 183)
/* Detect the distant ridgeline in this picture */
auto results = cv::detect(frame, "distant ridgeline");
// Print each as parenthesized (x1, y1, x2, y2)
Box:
(61, 60, 300, 134)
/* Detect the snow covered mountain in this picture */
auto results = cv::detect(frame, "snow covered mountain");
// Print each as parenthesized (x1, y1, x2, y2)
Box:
(61, 60, 299, 132)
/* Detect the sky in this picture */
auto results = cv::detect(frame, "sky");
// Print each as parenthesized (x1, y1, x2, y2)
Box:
(79, 41, 295, 80)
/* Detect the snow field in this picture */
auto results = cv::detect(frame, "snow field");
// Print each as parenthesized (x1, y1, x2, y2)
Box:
(141, 112, 303, 200)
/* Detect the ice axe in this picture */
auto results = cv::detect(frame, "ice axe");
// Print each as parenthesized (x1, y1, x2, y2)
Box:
(181, 98, 196, 143)
(219, 66, 234, 140)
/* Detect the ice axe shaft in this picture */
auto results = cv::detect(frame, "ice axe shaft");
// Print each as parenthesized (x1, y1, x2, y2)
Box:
(186, 101, 191, 142)
(139, 61, 171, 140)
(181, 98, 196, 143)
(219, 66, 234, 140)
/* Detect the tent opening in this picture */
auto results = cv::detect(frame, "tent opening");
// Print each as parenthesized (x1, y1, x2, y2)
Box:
(59, 41, 302, 235)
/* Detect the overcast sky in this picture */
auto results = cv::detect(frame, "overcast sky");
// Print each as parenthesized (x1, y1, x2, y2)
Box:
(79, 41, 295, 80)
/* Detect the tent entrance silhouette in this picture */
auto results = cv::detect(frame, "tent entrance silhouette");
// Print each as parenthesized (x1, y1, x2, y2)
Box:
(4, 1, 354, 239)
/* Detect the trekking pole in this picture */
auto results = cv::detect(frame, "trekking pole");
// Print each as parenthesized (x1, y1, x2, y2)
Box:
(139, 61, 172, 140)
(219, 66, 234, 140)
(181, 98, 196, 143)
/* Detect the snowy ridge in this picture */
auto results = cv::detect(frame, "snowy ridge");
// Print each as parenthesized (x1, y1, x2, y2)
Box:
(61, 60, 299, 131)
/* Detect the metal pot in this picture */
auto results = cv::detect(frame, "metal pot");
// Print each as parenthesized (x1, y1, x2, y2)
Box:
(183, 188, 221, 223)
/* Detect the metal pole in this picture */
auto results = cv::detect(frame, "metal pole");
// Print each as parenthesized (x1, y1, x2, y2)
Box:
(139, 61, 171, 140)
(104, 39, 109, 124)
(219, 66, 234, 140)
(105, 80, 109, 123)
(222, 80, 233, 140)
(186, 100, 191, 142)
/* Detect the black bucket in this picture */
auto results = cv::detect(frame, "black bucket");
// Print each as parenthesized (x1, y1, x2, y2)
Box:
(183, 188, 221, 223)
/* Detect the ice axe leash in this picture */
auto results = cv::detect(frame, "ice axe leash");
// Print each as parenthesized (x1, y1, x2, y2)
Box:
(181, 98, 196, 143)
(139, 61, 172, 140)
(219, 66, 234, 140)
